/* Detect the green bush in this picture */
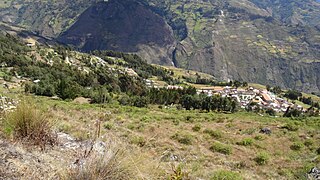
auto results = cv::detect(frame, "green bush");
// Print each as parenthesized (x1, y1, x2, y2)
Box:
(210, 142, 232, 155)
(210, 170, 243, 180)
(283, 122, 299, 131)
(254, 152, 270, 165)
(103, 122, 113, 130)
(118, 95, 131, 106)
(3, 100, 56, 148)
(317, 147, 320, 155)
(290, 142, 304, 151)
(132, 96, 148, 108)
(204, 129, 223, 139)
(171, 132, 193, 145)
(254, 135, 265, 141)
(130, 136, 146, 147)
(192, 124, 201, 132)
(304, 139, 314, 147)
(237, 138, 254, 146)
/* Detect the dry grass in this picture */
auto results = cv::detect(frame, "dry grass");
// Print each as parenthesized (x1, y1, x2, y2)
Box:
(61, 150, 134, 180)
(3, 100, 56, 149)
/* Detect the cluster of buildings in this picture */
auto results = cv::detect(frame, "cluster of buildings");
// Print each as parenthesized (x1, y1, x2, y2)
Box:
(197, 86, 302, 112)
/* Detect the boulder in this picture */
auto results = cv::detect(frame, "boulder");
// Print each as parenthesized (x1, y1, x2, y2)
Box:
(260, 127, 272, 135)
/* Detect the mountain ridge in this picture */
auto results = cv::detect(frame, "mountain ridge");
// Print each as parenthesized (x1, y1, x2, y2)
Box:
(0, 0, 319, 93)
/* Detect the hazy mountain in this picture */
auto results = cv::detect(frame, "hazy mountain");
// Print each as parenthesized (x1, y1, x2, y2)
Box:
(0, 0, 319, 92)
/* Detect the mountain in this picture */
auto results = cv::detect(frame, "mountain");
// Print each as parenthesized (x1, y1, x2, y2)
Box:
(0, 0, 319, 93)
(57, 0, 175, 65)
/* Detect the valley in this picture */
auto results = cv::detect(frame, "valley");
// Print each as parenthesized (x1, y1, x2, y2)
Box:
(0, 1, 319, 179)
(0, 29, 319, 179)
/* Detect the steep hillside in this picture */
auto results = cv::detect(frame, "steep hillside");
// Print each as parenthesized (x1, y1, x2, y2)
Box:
(0, 0, 319, 93)
(0, 0, 97, 37)
(57, 0, 176, 65)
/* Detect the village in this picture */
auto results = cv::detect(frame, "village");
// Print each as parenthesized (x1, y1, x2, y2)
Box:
(145, 79, 304, 113)
(196, 86, 301, 113)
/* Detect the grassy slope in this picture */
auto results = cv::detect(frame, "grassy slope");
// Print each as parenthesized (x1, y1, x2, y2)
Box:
(36, 95, 320, 179)
(1, 81, 318, 179)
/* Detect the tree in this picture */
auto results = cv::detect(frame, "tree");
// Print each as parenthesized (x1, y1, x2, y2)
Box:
(181, 95, 194, 110)
(233, 80, 242, 89)
(284, 90, 302, 100)
(266, 85, 271, 91)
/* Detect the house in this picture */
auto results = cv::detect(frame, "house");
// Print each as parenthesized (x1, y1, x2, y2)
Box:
(261, 93, 272, 103)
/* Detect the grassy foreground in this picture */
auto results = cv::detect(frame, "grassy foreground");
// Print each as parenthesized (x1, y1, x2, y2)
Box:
(10, 94, 316, 179)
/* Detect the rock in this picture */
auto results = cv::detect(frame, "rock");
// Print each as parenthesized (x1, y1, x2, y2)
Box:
(93, 141, 107, 155)
(260, 127, 272, 135)
(307, 167, 320, 180)
(57, 132, 80, 149)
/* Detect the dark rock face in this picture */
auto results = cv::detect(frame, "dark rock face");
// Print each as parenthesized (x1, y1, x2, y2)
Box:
(58, 0, 176, 65)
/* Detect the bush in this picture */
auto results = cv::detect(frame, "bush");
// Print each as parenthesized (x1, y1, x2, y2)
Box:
(204, 129, 223, 139)
(118, 95, 131, 106)
(304, 139, 314, 147)
(103, 123, 113, 130)
(192, 124, 201, 132)
(210, 142, 232, 155)
(254, 135, 265, 141)
(317, 147, 320, 155)
(290, 142, 304, 151)
(3, 100, 56, 149)
(210, 170, 243, 180)
(130, 136, 146, 147)
(61, 150, 133, 180)
(254, 152, 270, 165)
(282, 122, 299, 131)
(171, 132, 193, 145)
(132, 96, 148, 108)
(237, 138, 254, 146)
(266, 108, 276, 116)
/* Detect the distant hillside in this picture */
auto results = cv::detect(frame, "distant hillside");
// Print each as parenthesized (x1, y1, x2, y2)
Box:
(0, 0, 319, 93)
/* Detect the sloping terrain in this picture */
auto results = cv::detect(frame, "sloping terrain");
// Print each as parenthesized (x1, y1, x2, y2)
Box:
(57, 0, 176, 65)
(0, 27, 319, 180)
(0, 0, 319, 92)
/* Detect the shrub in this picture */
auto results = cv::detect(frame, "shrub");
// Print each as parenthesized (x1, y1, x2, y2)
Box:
(282, 122, 299, 131)
(103, 123, 113, 130)
(237, 138, 254, 146)
(254, 135, 265, 141)
(317, 147, 320, 155)
(254, 152, 270, 165)
(132, 96, 148, 108)
(118, 95, 131, 106)
(204, 129, 223, 139)
(304, 139, 314, 147)
(192, 124, 201, 132)
(130, 136, 146, 147)
(266, 108, 276, 116)
(171, 132, 193, 145)
(210, 170, 243, 180)
(210, 142, 232, 155)
(290, 142, 304, 151)
(3, 100, 56, 149)
(61, 150, 133, 180)
(169, 164, 189, 180)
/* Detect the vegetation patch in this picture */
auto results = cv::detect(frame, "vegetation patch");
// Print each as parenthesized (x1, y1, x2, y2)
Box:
(3, 100, 56, 149)
(171, 132, 194, 145)
(209, 142, 232, 155)
(210, 170, 243, 180)
(290, 142, 304, 151)
(254, 152, 270, 165)
(204, 129, 223, 139)
(236, 138, 254, 146)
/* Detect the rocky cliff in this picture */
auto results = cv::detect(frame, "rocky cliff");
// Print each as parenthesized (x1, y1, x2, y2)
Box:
(0, 0, 319, 92)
